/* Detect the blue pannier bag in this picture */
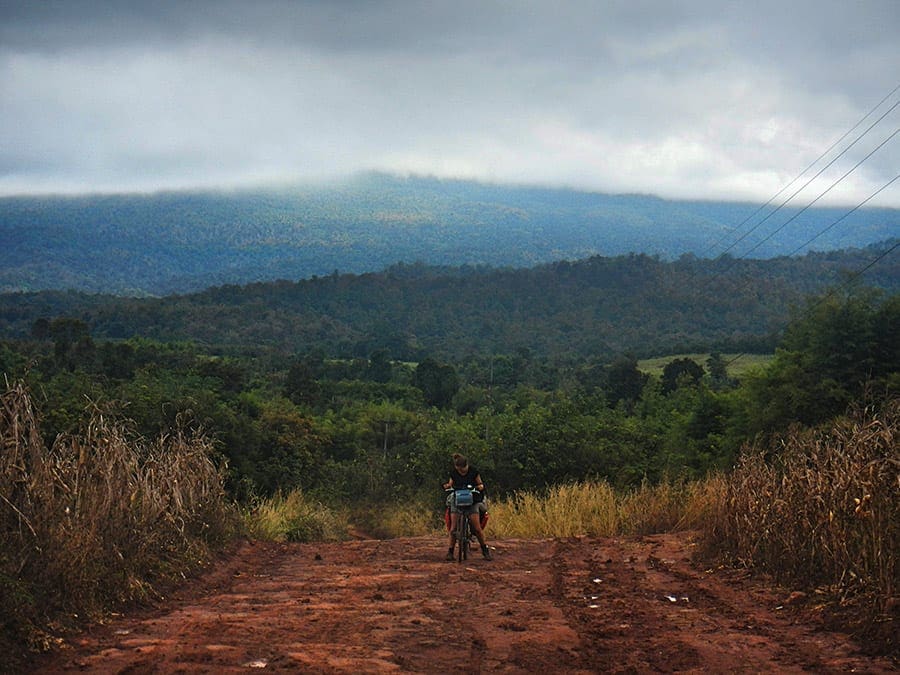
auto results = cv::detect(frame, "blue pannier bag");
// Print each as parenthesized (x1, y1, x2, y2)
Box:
(455, 489, 474, 507)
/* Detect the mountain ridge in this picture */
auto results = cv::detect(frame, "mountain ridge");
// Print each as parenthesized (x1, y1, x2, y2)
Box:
(3, 173, 897, 296)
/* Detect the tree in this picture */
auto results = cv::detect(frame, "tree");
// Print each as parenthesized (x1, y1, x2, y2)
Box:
(285, 355, 323, 406)
(413, 358, 460, 409)
(366, 349, 393, 383)
(661, 358, 704, 394)
(31, 318, 51, 340)
(734, 290, 897, 436)
(706, 352, 729, 387)
(195, 357, 246, 393)
(49, 318, 93, 371)
(605, 355, 647, 407)
(252, 399, 328, 493)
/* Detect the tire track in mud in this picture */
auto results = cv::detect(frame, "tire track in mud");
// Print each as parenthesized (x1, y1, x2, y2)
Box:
(31, 535, 895, 674)
(550, 536, 704, 672)
(549, 534, 893, 674)
(33, 538, 586, 674)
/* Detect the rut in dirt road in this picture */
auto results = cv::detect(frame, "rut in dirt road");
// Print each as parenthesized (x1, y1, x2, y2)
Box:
(32, 534, 896, 673)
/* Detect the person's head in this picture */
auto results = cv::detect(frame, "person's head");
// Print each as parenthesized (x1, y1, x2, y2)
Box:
(453, 453, 468, 472)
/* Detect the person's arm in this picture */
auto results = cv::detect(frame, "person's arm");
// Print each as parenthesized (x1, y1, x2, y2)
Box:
(474, 474, 485, 492)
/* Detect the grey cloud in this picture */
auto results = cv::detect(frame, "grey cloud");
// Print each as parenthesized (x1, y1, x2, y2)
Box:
(0, 0, 897, 202)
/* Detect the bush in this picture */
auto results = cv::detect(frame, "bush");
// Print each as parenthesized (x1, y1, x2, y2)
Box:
(0, 382, 235, 665)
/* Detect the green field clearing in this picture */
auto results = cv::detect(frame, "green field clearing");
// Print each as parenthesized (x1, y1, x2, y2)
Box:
(638, 353, 774, 378)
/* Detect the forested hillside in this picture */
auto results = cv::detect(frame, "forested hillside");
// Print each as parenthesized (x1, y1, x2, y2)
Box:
(1, 243, 896, 362)
(2, 173, 898, 295)
(2, 253, 897, 663)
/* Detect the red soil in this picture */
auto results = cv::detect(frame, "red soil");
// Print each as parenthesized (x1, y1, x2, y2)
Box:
(30, 533, 896, 673)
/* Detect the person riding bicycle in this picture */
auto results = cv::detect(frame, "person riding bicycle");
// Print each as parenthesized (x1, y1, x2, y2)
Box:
(443, 453, 492, 561)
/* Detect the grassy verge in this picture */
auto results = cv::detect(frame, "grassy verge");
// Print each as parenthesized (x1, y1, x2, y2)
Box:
(349, 478, 726, 541)
(242, 490, 349, 542)
(5, 371, 893, 661)
(485, 478, 725, 539)
(0, 382, 237, 670)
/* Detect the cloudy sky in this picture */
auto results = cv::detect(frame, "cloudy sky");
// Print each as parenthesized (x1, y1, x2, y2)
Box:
(1, 0, 898, 205)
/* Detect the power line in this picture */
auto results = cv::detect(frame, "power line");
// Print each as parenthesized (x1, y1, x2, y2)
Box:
(685, 83, 900, 305)
(733, 126, 899, 261)
(834, 239, 900, 288)
(699, 83, 900, 260)
(713, 97, 900, 261)
(659, 85, 900, 371)
(781, 173, 900, 259)
(725, 238, 899, 369)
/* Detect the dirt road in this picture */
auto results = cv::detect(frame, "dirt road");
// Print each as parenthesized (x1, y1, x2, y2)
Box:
(33, 533, 895, 673)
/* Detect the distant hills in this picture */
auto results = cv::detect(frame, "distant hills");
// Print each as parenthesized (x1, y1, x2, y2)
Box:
(2, 172, 898, 296)
(1, 244, 897, 361)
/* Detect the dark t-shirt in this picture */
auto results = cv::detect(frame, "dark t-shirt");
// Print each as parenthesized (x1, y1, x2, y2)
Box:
(449, 465, 484, 501)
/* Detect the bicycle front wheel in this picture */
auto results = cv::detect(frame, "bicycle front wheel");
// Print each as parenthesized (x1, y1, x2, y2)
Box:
(457, 513, 469, 562)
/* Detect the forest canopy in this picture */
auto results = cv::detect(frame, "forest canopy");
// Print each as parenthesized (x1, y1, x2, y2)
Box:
(0, 242, 897, 363)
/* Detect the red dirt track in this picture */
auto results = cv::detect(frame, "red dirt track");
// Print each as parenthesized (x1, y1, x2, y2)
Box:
(33, 533, 895, 673)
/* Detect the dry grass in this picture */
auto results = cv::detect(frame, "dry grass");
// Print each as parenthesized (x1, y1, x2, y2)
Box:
(704, 399, 899, 649)
(485, 479, 724, 539)
(0, 381, 235, 663)
(618, 475, 727, 535)
(365, 506, 437, 540)
(488, 482, 618, 538)
(243, 489, 349, 542)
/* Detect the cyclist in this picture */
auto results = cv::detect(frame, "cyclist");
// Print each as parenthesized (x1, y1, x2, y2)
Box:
(442, 453, 492, 561)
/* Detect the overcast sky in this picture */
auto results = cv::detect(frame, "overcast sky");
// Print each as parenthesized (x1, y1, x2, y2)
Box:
(1, 0, 898, 205)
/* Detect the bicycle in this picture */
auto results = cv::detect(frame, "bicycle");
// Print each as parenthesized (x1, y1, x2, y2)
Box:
(447, 486, 480, 562)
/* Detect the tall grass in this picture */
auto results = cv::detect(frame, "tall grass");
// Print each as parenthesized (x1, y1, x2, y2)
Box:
(704, 399, 898, 645)
(327, 480, 723, 541)
(485, 478, 725, 539)
(355, 504, 437, 540)
(243, 489, 348, 542)
(618, 475, 726, 535)
(488, 482, 618, 538)
(0, 382, 235, 664)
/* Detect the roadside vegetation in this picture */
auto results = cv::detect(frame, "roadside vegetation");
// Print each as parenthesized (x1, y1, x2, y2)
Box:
(1, 286, 897, 664)
(242, 490, 348, 542)
(0, 383, 236, 668)
(707, 399, 898, 652)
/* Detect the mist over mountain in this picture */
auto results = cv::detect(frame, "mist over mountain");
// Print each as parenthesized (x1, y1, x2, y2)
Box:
(2, 173, 897, 296)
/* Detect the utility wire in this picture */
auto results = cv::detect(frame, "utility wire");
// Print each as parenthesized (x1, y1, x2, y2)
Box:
(665, 85, 900, 371)
(699, 83, 900, 260)
(832, 239, 900, 289)
(732, 126, 899, 261)
(724, 237, 900, 369)
(685, 84, 900, 302)
(781, 173, 900, 259)
(713, 97, 900, 261)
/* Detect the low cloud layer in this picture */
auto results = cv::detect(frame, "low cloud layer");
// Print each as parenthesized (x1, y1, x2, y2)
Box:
(1, 0, 898, 205)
